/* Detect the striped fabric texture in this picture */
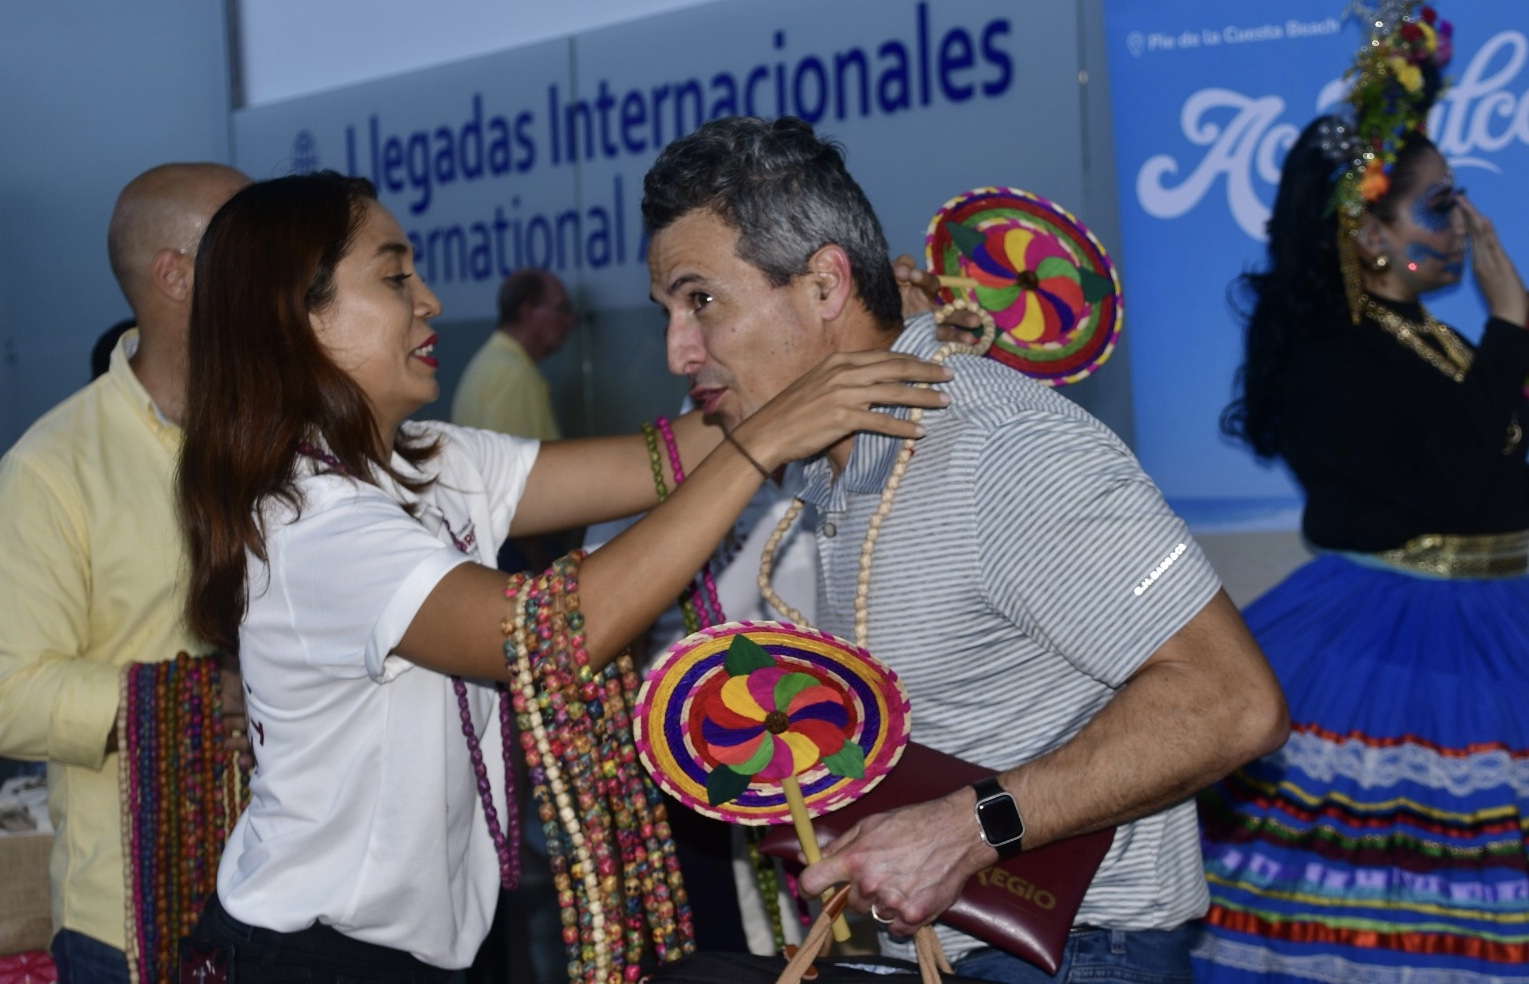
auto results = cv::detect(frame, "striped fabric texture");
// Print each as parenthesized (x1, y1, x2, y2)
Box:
(798, 316, 1222, 961)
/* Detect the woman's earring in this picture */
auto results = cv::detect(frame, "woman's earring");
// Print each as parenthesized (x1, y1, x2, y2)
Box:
(1372, 254, 1390, 271)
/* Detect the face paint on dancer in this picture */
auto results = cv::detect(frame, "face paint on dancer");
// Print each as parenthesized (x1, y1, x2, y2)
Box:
(1409, 178, 1460, 234)
(1378, 149, 1466, 294)
(1404, 178, 1466, 278)
(1405, 241, 1464, 279)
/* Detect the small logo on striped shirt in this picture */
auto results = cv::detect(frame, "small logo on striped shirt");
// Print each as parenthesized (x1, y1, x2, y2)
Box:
(1134, 543, 1187, 597)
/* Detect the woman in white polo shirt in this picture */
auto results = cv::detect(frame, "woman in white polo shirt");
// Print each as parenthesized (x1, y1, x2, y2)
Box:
(175, 170, 949, 982)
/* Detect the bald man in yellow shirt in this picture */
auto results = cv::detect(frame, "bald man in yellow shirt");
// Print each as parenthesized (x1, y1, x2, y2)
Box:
(0, 162, 248, 983)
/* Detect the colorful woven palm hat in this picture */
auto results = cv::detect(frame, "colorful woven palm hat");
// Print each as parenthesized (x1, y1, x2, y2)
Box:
(926, 186, 1124, 386)
(635, 620, 911, 825)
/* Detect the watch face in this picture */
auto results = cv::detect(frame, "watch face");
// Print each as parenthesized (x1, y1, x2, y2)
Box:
(976, 795, 1025, 846)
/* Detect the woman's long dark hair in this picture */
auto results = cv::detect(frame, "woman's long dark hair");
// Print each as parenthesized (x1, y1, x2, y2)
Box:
(179, 171, 438, 652)
(1222, 118, 1443, 459)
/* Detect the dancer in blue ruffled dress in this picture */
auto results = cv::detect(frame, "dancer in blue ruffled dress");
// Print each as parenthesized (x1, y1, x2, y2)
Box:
(1194, 4, 1529, 982)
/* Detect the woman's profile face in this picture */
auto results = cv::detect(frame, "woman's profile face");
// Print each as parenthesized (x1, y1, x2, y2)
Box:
(311, 200, 443, 436)
(1376, 148, 1467, 295)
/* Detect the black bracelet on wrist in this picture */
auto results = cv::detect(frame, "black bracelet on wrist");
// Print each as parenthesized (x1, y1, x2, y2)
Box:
(723, 430, 771, 479)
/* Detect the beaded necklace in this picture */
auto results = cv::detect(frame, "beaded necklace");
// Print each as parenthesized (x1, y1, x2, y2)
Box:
(296, 441, 521, 889)
(759, 302, 996, 648)
(641, 422, 716, 634)
(119, 653, 249, 984)
(503, 554, 695, 983)
(650, 417, 728, 629)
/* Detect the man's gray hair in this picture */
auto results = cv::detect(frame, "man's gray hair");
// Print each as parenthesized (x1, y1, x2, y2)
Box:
(642, 116, 901, 325)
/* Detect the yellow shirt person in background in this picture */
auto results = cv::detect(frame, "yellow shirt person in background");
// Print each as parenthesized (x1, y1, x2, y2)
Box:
(0, 163, 248, 984)
(452, 268, 575, 441)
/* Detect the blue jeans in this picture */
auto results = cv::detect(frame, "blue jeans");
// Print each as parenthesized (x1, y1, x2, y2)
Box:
(51, 929, 131, 984)
(953, 925, 1194, 984)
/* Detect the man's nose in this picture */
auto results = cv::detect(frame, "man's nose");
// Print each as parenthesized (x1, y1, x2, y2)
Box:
(666, 318, 703, 376)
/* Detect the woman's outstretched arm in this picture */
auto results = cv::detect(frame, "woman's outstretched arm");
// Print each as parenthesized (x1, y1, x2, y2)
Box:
(397, 350, 952, 678)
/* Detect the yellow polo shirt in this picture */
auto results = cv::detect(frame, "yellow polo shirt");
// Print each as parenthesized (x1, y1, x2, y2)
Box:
(451, 330, 562, 440)
(0, 331, 207, 950)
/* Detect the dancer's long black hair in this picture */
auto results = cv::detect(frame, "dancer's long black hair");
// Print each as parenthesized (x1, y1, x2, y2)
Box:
(1221, 118, 1443, 459)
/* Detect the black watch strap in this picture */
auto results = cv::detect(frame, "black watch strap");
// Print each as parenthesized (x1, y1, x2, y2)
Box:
(972, 776, 1025, 859)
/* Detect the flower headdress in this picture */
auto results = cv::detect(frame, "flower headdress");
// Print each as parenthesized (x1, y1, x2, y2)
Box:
(1330, 1, 1453, 322)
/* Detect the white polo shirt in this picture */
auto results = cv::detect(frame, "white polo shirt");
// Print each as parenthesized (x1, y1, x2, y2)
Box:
(217, 421, 538, 969)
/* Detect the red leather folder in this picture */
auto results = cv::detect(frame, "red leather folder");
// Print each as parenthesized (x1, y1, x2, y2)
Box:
(758, 741, 1114, 975)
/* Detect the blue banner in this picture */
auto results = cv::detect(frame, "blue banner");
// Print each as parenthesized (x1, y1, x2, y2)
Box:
(230, 0, 1131, 439)
(1105, 0, 1529, 529)
(233, 0, 1078, 318)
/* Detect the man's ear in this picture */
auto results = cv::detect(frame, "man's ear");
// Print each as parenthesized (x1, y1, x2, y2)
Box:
(805, 243, 854, 323)
(150, 247, 193, 304)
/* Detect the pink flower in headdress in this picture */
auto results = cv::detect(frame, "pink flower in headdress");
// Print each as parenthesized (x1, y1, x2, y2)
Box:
(1434, 22, 1453, 66)
(1421, 6, 1437, 25)
(1400, 22, 1423, 43)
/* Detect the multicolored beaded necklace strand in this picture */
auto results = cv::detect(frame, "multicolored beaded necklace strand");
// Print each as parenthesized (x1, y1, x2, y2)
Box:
(118, 653, 249, 984)
(641, 422, 721, 633)
(503, 553, 695, 982)
(654, 418, 726, 626)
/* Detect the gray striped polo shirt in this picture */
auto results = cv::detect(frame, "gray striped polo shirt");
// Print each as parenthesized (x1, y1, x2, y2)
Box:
(797, 314, 1220, 959)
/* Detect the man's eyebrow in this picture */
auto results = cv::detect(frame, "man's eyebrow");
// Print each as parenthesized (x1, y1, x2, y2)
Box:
(377, 241, 411, 259)
(663, 272, 706, 295)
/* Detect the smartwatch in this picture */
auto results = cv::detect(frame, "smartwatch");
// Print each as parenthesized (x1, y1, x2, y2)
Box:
(972, 777, 1025, 859)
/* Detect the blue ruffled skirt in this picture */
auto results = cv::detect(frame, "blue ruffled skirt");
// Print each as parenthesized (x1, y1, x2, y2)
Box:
(1193, 554, 1529, 983)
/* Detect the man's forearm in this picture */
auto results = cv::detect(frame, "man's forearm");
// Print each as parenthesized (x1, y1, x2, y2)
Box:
(800, 591, 1288, 932)
(998, 590, 1288, 850)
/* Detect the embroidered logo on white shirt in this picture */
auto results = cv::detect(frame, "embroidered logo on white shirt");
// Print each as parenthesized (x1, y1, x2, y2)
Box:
(1134, 543, 1187, 597)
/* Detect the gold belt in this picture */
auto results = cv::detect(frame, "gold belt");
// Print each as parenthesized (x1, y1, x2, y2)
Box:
(1371, 531, 1529, 579)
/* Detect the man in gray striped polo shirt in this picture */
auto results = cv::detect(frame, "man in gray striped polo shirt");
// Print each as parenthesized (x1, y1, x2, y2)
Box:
(644, 116, 1289, 983)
